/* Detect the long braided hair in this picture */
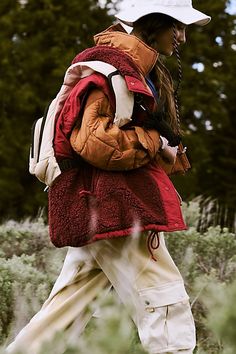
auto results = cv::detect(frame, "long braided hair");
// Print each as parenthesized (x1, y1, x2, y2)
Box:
(172, 22, 183, 134)
(132, 13, 183, 135)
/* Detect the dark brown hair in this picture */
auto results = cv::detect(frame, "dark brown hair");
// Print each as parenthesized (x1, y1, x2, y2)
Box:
(132, 13, 181, 134)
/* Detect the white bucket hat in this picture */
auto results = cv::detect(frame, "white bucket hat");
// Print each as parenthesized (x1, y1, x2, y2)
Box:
(115, 0, 211, 27)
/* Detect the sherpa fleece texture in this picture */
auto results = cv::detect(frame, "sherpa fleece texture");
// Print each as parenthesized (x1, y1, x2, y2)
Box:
(49, 45, 186, 248)
(72, 45, 141, 81)
(48, 161, 186, 248)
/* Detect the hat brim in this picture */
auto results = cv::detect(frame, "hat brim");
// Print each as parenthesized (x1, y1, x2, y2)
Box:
(115, 5, 211, 27)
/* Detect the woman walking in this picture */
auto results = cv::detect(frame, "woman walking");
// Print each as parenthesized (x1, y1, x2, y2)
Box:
(6, 1, 210, 353)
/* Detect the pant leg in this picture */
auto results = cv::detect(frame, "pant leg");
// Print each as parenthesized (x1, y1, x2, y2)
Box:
(6, 246, 111, 354)
(90, 232, 196, 354)
(6, 232, 195, 354)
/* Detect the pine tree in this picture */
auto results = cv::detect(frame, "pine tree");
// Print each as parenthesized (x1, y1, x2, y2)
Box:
(1, 0, 235, 226)
(170, 0, 236, 229)
(0, 0, 116, 219)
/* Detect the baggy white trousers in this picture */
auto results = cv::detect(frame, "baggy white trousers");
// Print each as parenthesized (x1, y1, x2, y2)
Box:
(6, 233, 196, 354)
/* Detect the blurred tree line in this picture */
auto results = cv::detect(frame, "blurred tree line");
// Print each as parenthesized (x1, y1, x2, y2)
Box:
(0, 0, 115, 219)
(171, 0, 236, 230)
(0, 0, 235, 225)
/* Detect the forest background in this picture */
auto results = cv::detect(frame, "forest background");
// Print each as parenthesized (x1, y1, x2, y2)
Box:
(0, 0, 235, 228)
(0, 1, 236, 353)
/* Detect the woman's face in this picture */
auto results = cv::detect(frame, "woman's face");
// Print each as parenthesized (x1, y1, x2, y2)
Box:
(154, 22, 187, 56)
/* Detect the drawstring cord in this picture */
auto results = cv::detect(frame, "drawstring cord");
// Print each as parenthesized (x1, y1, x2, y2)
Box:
(147, 231, 160, 262)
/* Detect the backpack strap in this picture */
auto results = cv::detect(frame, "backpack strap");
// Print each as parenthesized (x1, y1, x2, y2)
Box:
(65, 61, 134, 127)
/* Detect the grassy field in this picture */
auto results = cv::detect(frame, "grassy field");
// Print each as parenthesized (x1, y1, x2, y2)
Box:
(0, 201, 235, 353)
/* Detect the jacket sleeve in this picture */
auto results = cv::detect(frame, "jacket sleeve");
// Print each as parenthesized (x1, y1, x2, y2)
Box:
(155, 146, 191, 175)
(70, 88, 161, 170)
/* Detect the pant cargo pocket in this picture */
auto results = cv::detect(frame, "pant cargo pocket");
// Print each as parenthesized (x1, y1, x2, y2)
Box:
(137, 281, 196, 354)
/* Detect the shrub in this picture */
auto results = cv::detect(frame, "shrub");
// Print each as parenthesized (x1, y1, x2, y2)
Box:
(0, 218, 65, 345)
(0, 218, 50, 258)
(0, 263, 14, 343)
(0, 201, 235, 354)
(194, 278, 236, 354)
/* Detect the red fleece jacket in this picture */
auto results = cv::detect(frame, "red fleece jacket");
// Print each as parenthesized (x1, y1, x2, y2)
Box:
(48, 46, 186, 248)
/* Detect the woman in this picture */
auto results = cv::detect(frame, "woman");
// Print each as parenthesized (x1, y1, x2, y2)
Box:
(6, 1, 210, 353)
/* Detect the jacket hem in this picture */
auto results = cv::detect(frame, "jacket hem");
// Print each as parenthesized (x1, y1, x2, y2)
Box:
(90, 223, 187, 243)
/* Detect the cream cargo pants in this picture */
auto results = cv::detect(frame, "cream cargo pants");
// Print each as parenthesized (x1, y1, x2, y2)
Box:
(6, 233, 196, 354)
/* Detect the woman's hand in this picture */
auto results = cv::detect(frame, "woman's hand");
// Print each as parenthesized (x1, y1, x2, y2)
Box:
(159, 136, 178, 164)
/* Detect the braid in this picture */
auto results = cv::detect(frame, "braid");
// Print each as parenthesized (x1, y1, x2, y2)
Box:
(172, 23, 183, 134)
